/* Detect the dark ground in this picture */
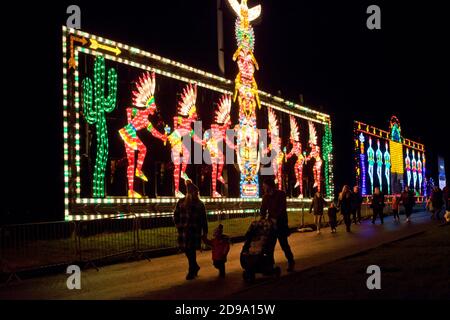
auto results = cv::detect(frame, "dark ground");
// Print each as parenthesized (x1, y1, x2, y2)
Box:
(228, 224, 450, 299)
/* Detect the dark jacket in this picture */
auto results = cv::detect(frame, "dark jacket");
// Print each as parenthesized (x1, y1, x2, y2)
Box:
(350, 192, 363, 210)
(371, 193, 385, 211)
(431, 190, 444, 210)
(174, 198, 208, 250)
(443, 187, 449, 208)
(338, 192, 352, 216)
(401, 190, 416, 208)
(260, 189, 289, 235)
(327, 207, 338, 222)
(310, 193, 325, 215)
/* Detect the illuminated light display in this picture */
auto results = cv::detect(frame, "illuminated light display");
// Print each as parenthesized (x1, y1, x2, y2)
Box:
(422, 153, 427, 196)
(322, 122, 334, 198)
(166, 83, 200, 197)
(375, 139, 383, 192)
(286, 116, 304, 196)
(389, 141, 404, 174)
(305, 121, 323, 192)
(367, 137, 375, 194)
(265, 108, 284, 190)
(68, 35, 87, 70)
(358, 133, 367, 195)
(228, 0, 262, 198)
(417, 151, 423, 195)
(390, 116, 402, 143)
(354, 116, 426, 197)
(384, 142, 391, 195)
(411, 149, 417, 192)
(63, 25, 334, 219)
(81, 56, 118, 198)
(89, 38, 121, 56)
(405, 148, 411, 188)
(119, 72, 167, 198)
(205, 94, 234, 197)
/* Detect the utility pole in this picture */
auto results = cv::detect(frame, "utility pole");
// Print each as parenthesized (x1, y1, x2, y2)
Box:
(217, 0, 225, 75)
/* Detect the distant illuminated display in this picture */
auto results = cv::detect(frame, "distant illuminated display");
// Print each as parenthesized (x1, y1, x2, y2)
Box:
(354, 116, 426, 196)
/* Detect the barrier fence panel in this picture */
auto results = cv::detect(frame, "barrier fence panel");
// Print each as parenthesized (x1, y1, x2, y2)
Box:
(0, 221, 77, 274)
(0, 202, 428, 278)
(76, 214, 137, 265)
(209, 209, 259, 239)
(136, 214, 178, 254)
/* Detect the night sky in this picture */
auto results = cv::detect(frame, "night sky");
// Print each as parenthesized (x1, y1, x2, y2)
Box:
(2, 0, 449, 222)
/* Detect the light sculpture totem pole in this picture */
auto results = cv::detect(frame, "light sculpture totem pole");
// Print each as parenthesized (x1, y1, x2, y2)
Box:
(227, 0, 262, 197)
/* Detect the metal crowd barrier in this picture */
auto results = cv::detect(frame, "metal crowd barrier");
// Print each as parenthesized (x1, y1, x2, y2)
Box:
(0, 221, 77, 281)
(0, 202, 426, 282)
(76, 214, 138, 269)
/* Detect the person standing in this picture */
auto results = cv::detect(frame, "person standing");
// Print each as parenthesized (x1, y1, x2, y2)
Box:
(371, 187, 385, 224)
(392, 194, 401, 222)
(260, 177, 295, 272)
(327, 201, 338, 233)
(443, 185, 449, 212)
(173, 180, 208, 280)
(431, 187, 444, 221)
(401, 186, 416, 223)
(351, 186, 363, 224)
(338, 185, 352, 232)
(310, 188, 325, 234)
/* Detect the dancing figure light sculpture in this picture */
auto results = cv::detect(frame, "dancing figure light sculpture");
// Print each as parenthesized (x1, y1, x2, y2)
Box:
(119, 72, 168, 198)
(305, 121, 323, 192)
(204, 94, 234, 197)
(286, 116, 304, 196)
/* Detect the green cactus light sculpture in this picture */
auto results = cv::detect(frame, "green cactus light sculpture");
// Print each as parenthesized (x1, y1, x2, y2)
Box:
(82, 56, 118, 198)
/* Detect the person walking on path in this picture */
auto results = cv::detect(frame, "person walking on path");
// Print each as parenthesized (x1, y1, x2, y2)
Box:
(443, 185, 449, 211)
(431, 186, 444, 221)
(338, 185, 352, 232)
(310, 188, 325, 234)
(391, 194, 401, 222)
(401, 186, 416, 223)
(203, 224, 230, 278)
(327, 201, 338, 233)
(371, 187, 385, 224)
(173, 180, 208, 280)
(260, 177, 295, 272)
(350, 185, 363, 224)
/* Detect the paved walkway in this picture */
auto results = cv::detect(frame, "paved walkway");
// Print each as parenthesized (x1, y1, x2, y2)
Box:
(0, 211, 439, 300)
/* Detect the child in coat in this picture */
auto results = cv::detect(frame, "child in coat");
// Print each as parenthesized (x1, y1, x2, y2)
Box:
(203, 224, 230, 278)
(327, 201, 338, 233)
(392, 194, 401, 222)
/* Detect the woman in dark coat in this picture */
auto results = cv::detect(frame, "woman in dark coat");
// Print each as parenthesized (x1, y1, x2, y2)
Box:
(173, 180, 208, 280)
(431, 187, 444, 220)
(338, 185, 352, 232)
(310, 188, 325, 234)
(371, 187, 385, 224)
